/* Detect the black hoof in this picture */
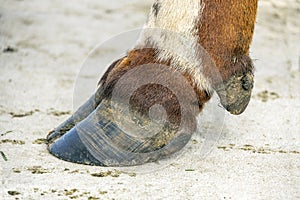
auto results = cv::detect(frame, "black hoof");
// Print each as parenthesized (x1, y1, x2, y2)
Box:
(47, 89, 102, 143)
(47, 64, 199, 166)
(48, 127, 104, 166)
(47, 98, 195, 166)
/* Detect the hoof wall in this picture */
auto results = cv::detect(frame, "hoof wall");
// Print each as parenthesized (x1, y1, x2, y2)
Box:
(48, 128, 104, 166)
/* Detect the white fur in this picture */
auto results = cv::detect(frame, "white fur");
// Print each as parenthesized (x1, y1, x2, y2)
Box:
(136, 0, 213, 94)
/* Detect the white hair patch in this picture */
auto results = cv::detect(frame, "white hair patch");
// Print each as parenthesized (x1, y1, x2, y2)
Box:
(136, 0, 213, 94)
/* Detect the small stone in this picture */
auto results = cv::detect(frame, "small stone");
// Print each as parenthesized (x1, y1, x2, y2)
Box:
(8, 191, 21, 196)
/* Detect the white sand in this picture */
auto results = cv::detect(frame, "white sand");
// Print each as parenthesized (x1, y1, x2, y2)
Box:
(0, 0, 299, 199)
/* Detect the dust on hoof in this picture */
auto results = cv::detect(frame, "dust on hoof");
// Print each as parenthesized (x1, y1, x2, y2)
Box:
(215, 72, 254, 115)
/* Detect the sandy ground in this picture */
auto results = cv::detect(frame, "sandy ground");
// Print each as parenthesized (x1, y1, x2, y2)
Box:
(0, 0, 300, 199)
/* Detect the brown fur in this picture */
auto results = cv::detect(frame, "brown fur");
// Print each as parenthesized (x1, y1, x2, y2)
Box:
(99, 0, 258, 119)
(100, 48, 209, 126)
(199, 0, 258, 85)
